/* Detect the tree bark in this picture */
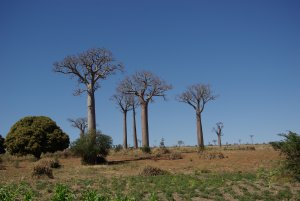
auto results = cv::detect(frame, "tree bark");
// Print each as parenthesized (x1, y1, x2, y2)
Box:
(218, 134, 222, 147)
(141, 102, 149, 147)
(123, 111, 128, 149)
(196, 111, 204, 148)
(87, 85, 96, 133)
(132, 104, 138, 149)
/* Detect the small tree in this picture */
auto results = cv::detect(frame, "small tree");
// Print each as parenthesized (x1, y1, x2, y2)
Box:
(120, 71, 172, 147)
(178, 140, 184, 147)
(250, 135, 254, 145)
(212, 139, 217, 146)
(0, 135, 5, 154)
(177, 84, 217, 148)
(212, 122, 224, 147)
(5, 116, 69, 159)
(270, 131, 300, 181)
(159, 138, 165, 148)
(71, 130, 112, 164)
(68, 117, 87, 138)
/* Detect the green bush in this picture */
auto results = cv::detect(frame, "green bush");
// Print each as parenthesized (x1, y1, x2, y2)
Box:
(0, 135, 5, 154)
(5, 116, 69, 159)
(52, 184, 74, 201)
(270, 131, 300, 181)
(71, 130, 112, 165)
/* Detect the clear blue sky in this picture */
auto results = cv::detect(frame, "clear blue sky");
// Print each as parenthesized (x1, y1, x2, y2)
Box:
(1, 0, 299, 146)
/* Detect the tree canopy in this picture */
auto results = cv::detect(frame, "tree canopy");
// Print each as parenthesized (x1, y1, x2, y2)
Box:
(5, 116, 69, 159)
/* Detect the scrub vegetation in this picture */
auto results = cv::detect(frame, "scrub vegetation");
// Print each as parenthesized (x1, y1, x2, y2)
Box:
(1, 144, 300, 201)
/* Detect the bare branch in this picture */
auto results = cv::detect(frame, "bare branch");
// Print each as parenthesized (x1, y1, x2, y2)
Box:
(53, 48, 123, 96)
(68, 117, 88, 135)
(120, 71, 172, 104)
(177, 83, 217, 113)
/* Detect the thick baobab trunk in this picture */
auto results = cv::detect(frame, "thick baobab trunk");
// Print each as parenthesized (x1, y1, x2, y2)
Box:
(132, 104, 138, 149)
(87, 86, 96, 133)
(141, 102, 149, 147)
(218, 134, 222, 147)
(123, 111, 128, 149)
(196, 111, 204, 148)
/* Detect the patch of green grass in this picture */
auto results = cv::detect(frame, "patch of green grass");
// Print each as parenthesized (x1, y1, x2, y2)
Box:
(0, 172, 299, 201)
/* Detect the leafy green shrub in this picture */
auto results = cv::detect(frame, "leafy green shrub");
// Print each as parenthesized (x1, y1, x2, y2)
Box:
(32, 160, 54, 178)
(270, 131, 300, 181)
(0, 135, 5, 154)
(71, 130, 112, 165)
(81, 189, 108, 201)
(0, 183, 33, 201)
(52, 184, 74, 201)
(140, 146, 151, 154)
(140, 166, 169, 176)
(5, 116, 70, 159)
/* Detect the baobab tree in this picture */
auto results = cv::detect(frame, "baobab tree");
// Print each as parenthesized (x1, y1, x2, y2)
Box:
(53, 48, 123, 134)
(111, 91, 133, 149)
(68, 117, 87, 138)
(177, 84, 216, 148)
(117, 82, 139, 149)
(213, 122, 224, 147)
(131, 96, 139, 149)
(120, 71, 172, 147)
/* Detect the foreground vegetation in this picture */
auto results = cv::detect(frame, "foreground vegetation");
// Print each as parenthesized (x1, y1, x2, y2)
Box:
(1, 171, 299, 201)
(1, 145, 300, 201)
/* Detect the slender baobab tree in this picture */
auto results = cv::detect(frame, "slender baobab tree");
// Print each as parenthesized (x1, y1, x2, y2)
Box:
(117, 82, 139, 149)
(177, 84, 216, 148)
(212, 122, 224, 147)
(68, 117, 87, 138)
(131, 97, 139, 148)
(120, 71, 172, 147)
(53, 48, 123, 134)
(111, 91, 133, 149)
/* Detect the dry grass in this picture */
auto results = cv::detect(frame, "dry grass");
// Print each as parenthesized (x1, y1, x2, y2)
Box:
(1, 144, 299, 200)
(0, 144, 280, 184)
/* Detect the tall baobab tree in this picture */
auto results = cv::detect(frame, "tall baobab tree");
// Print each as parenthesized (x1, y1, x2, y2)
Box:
(53, 48, 123, 134)
(177, 84, 216, 148)
(212, 122, 224, 147)
(68, 117, 87, 138)
(111, 92, 133, 149)
(120, 71, 172, 147)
